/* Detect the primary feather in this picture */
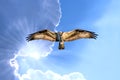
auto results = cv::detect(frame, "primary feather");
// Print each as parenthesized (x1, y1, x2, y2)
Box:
(26, 30, 56, 42)
(62, 29, 97, 41)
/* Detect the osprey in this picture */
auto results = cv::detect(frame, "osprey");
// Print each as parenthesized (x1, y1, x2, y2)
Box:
(26, 29, 97, 49)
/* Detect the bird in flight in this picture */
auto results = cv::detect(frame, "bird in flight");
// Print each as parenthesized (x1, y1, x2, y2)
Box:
(26, 29, 98, 50)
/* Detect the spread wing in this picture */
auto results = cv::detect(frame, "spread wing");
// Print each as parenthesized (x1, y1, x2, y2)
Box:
(26, 29, 56, 42)
(62, 29, 98, 41)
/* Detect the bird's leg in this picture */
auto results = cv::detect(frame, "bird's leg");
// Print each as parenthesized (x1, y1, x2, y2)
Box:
(59, 41, 64, 50)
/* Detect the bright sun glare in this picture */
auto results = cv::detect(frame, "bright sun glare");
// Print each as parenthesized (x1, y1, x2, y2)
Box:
(18, 42, 42, 60)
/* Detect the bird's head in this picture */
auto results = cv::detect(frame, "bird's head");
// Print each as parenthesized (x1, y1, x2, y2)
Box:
(58, 32, 63, 35)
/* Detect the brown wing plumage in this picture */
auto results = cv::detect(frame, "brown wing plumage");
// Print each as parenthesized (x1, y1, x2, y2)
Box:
(26, 29, 56, 42)
(62, 29, 98, 41)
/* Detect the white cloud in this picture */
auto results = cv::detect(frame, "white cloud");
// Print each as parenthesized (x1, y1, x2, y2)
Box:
(20, 69, 86, 80)
(10, 43, 86, 80)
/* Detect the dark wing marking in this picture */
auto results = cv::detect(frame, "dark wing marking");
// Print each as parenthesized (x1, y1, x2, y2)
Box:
(26, 29, 56, 42)
(62, 29, 98, 41)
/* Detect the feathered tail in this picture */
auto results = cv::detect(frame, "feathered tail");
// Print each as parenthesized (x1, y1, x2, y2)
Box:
(59, 41, 64, 50)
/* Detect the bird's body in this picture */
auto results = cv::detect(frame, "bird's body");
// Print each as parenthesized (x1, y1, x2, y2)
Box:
(55, 32, 62, 42)
(56, 32, 65, 49)
(26, 29, 98, 49)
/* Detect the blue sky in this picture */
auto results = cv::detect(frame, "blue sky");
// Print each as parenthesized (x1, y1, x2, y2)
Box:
(0, 0, 120, 80)
(48, 0, 120, 80)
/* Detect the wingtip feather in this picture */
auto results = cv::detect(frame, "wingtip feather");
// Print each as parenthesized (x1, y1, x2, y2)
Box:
(26, 34, 34, 42)
(91, 32, 98, 39)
